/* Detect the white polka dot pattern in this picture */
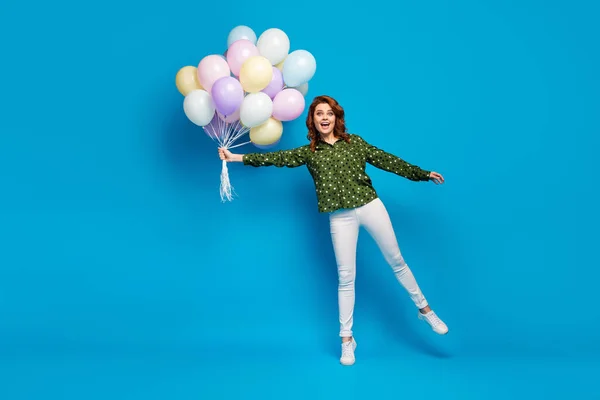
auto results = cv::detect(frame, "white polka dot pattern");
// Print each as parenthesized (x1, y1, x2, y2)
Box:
(243, 134, 431, 213)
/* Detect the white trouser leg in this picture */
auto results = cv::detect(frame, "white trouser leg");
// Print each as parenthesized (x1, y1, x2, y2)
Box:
(358, 198, 429, 309)
(329, 208, 359, 338)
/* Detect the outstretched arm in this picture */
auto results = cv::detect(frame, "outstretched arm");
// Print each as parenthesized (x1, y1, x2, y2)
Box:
(354, 135, 443, 183)
(218, 146, 309, 168)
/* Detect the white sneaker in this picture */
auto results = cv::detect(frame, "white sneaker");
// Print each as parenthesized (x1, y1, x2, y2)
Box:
(340, 338, 357, 366)
(418, 310, 449, 335)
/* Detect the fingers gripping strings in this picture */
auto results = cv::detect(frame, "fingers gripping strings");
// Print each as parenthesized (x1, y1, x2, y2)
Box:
(203, 115, 251, 202)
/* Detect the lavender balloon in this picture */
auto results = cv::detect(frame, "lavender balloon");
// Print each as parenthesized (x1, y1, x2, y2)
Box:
(211, 76, 244, 116)
(261, 67, 284, 99)
(202, 112, 224, 139)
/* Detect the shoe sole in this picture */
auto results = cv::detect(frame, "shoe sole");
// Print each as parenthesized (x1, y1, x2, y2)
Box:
(418, 314, 449, 335)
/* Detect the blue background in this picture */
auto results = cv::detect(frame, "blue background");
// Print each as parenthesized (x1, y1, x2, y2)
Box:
(1, 0, 599, 398)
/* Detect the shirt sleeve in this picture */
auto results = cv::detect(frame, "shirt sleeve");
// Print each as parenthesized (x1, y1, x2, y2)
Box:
(242, 146, 309, 168)
(353, 135, 431, 181)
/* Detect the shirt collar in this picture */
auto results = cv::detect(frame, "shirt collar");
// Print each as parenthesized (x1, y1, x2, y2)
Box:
(316, 136, 342, 149)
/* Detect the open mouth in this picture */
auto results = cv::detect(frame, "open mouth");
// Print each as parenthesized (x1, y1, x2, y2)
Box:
(320, 122, 331, 129)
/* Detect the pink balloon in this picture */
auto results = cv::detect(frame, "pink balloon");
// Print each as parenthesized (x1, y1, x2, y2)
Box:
(272, 88, 305, 121)
(197, 55, 231, 92)
(218, 108, 240, 123)
(226, 39, 260, 77)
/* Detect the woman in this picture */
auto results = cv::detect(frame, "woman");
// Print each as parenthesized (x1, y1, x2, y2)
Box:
(218, 95, 448, 366)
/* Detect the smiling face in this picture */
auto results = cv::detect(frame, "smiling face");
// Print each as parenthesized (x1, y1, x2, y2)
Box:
(314, 103, 336, 136)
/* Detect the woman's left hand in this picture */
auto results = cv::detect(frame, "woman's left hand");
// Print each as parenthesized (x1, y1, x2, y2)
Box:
(429, 171, 445, 184)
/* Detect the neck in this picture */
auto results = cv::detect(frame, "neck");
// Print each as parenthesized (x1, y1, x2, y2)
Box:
(320, 132, 337, 144)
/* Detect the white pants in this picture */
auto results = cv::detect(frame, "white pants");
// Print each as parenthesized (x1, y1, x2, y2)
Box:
(329, 197, 429, 337)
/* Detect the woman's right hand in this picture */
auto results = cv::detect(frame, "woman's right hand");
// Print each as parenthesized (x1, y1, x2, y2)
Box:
(218, 148, 241, 162)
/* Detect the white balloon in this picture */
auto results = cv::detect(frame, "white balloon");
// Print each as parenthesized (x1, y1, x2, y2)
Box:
(228, 25, 257, 47)
(183, 90, 215, 127)
(292, 82, 309, 96)
(240, 92, 273, 128)
(257, 28, 290, 65)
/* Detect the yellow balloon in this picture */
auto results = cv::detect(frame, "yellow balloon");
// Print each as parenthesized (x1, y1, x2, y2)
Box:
(250, 117, 283, 146)
(275, 58, 285, 72)
(175, 66, 203, 96)
(239, 56, 273, 93)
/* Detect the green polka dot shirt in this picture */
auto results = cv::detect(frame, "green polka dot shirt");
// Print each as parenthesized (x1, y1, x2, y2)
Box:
(242, 134, 431, 213)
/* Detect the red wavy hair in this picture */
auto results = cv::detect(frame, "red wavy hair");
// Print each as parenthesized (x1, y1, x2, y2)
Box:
(305, 95, 351, 152)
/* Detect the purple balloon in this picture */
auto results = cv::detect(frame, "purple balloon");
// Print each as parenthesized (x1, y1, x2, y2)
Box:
(211, 76, 244, 116)
(202, 112, 224, 138)
(261, 67, 284, 99)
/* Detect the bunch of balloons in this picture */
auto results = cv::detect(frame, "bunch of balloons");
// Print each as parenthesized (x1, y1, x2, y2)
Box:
(175, 25, 317, 202)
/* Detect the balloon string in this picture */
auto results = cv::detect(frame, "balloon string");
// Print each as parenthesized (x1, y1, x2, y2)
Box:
(220, 159, 234, 202)
(228, 140, 250, 149)
(224, 124, 249, 149)
(226, 129, 249, 148)
(209, 115, 251, 203)
(207, 117, 249, 150)
(204, 123, 222, 146)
